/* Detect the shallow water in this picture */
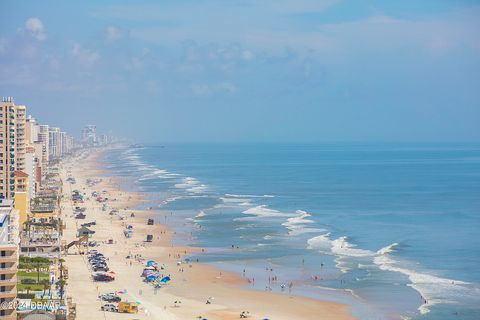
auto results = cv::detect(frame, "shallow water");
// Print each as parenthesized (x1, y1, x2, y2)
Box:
(101, 143, 480, 319)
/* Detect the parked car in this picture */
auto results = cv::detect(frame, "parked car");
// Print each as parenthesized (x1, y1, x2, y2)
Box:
(94, 274, 114, 282)
(91, 262, 108, 268)
(89, 258, 106, 264)
(93, 266, 109, 272)
(82, 221, 96, 227)
(88, 253, 102, 258)
(101, 303, 117, 312)
(89, 256, 106, 261)
(100, 294, 121, 303)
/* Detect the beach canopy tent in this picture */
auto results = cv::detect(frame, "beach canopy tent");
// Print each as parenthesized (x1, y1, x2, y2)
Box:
(146, 274, 158, 282)
(146, 260, 156, 267)
(77, 226, 95, 237)
(142, 267, 156, 276)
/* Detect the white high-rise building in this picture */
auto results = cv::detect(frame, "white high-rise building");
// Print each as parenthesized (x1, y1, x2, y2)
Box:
(81, 124, 97, 146)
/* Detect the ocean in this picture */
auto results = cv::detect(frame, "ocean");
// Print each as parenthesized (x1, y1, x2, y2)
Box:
(101, 143, 480, 320)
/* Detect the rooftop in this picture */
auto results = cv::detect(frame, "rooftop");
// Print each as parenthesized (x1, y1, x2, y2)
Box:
(14, 171, 28, 178)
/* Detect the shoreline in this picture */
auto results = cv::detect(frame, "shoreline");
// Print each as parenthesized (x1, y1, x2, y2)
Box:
(61, 146, 357, 319)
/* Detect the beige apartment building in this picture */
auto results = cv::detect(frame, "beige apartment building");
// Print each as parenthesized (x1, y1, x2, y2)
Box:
(0, 98, 29, 200)
(0, 98, 17, 200)
(0, 200, 19, 320)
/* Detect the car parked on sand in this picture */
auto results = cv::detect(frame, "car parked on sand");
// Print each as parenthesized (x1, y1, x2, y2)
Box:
(94, 273, 115, 282)
(93, 265, 109, 272)
(101, 303, 117, 312)
(100, 293, 121, 303)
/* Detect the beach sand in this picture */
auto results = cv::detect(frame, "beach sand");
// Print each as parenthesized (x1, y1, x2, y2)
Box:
(60, 148, 356, 320)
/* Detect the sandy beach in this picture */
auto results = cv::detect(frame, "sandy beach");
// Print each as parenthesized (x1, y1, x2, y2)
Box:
(60, 147, 356, 320)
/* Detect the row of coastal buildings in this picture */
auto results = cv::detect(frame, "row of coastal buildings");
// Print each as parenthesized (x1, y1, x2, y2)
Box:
(0, 97, 108, 319)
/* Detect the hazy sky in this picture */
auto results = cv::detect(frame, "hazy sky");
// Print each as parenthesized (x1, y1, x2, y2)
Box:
(1, 0, 479, 143)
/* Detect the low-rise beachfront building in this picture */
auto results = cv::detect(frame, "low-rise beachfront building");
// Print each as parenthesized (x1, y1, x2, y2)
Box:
(21, 188, 62, 258)
(13, 171, 29, 229)
(0, 200, 19, 320)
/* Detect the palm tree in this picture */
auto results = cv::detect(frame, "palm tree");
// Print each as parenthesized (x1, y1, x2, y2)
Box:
(59, 258, 66, 299)
(25, 285, 32, 295)
(40, 279, 50, 296)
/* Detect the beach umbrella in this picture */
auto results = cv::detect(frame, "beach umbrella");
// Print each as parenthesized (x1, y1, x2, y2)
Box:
(160, 276, 171, 283)
(146, 261, 156, 267)
(147, 275, 158, 282)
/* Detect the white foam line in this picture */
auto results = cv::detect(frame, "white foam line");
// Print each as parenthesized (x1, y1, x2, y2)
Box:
(373, 254, 472, 315)
(225, 193, 275, 198)
(242, 205, 294, 218)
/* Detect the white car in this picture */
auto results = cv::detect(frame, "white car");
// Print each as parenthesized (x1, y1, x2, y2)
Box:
(101, 303, 117, 312)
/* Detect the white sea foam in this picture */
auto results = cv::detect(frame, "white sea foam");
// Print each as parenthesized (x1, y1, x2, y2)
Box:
(308, 234, 398, 273)
(220, 197, 251, 203)
(373, 254, 474, 315)
(307, 233, 333, 251)
(139, 169, 172, 181)
(174, 177, 200, 188)
(225, 193, 275, 198)
(187, 184, 208, 193)
(195, 210, 206, 218)
(331, 236, 376, 257)
(165, 173, 180, 177)
(257, 243, 271, 247)
(308, 233, 397, 258)
(376, 242, 399, 255)
(219, 197, 253, 207)
(308, 232, 476, 314)
(282, 210, 324, 235)
(159, 196, 183, 206)
(242, 205, 293, 218)
(172, 176, 208, 193)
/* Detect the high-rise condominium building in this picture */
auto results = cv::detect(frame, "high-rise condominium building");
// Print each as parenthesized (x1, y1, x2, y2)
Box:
(37, 124, 49, 175)
(25, 115, 39, 147)
(0, 97, 19, 199)
(81, 124, 96, 146)
(48, 127, 61, 159)
(15, 106, 26, 173)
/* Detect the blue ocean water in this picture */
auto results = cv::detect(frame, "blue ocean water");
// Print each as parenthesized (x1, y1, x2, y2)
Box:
(101, 143, 480, 320)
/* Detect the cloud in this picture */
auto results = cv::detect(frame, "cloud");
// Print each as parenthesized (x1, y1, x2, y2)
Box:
(25, 18, 46, 41)
(106, 26, 122, 41)
(241, 50, 255, 61)
(72, 43, 99, 66)
(191, 82, 237, 97)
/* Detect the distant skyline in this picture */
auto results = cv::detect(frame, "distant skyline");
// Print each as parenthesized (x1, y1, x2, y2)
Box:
(1, 0, 479, 143)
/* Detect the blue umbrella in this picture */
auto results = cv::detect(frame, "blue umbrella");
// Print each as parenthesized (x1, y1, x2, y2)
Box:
(160, 276, 171, 283)
(146, 260, 156, 266)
